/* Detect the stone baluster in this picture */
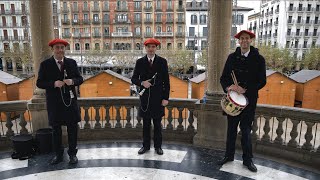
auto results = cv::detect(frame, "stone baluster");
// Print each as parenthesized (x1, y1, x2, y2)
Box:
(302, 121, 315, 151)
(251, 114, 259, 140)
(83, 106, 90, 129)
(262, 115, 271, 142)
(19, 111, 28, 134)
(187, 108, 195, 132)
(166, 106, 173, 130)
(115, 106, 122, 128)
(274, 117, 285, 145)
(288, 118, 300, 147)
(136, 106, 142, 128)
(125, 106, 132, 128)
(104, 106, 111, 128)
(5, 112, 14, 137)
(176, 107, 184, 131)
(94, 106, 101, 129)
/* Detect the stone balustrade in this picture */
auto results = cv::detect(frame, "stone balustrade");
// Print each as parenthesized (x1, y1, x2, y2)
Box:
(0, 98, 319, 167)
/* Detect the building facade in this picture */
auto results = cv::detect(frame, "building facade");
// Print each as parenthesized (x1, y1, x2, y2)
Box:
(57, 0, 186, 54)
(0, 0, 31, 74)
(247, 0, 320, 60)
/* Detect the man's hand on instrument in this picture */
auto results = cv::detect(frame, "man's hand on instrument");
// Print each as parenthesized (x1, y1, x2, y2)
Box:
(142, 80, 151, 88)
(162, 100, 169, 106)
(54, 80, 65, 88)
(228, 84, 246, 94)
(63, 79, 74, 86)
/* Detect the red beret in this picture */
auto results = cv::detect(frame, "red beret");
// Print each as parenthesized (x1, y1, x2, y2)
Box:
(143, 38, 161, 46)
(234, 30, 255, 39)
(48, 39, 69, 47)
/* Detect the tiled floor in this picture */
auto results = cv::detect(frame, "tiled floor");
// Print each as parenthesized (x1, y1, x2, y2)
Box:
(0, 142, 319, 180)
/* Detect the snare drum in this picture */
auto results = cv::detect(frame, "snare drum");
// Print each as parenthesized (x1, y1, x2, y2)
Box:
(221, 90, 248, 116)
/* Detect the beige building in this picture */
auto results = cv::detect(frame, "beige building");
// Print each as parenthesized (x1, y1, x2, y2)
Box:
(56, 0, 186, 54)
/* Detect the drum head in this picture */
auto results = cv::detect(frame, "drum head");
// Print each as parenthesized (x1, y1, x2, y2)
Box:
(229, 91, 247, 106)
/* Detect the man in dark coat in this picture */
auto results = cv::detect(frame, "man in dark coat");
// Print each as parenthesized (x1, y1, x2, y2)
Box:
(131, 38, 170, 155)
(37, 39, 83, 165)
(219, 30, 266, 172)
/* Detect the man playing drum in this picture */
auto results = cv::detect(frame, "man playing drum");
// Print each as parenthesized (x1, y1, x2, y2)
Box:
(219, 30, 266, 172)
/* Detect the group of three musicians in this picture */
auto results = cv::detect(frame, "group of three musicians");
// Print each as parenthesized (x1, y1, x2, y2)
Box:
(37, 30, 266, 172)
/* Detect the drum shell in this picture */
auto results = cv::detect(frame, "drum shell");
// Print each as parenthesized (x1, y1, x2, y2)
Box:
(10, 134, 33, 155)
(35, 128, 53, 154)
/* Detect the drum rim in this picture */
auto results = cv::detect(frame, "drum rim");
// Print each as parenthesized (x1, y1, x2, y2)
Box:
(227, 90, 248, 107)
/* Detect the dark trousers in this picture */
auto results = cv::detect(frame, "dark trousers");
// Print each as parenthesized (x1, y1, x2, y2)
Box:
(143, 117, 162, 148)
(52, 123, 78, 157)
(225, 102, 257, 163)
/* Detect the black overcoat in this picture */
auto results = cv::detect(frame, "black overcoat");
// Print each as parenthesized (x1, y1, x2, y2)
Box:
(36, 56, 83, 126)
(131, 54, 170, 118)
(220, 46, 266, 105)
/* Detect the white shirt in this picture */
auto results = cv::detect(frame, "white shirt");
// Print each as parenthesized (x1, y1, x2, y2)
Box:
(147, 55, 155, 64)
(241, 50, 250, 57)
(55, 58, 64, 70)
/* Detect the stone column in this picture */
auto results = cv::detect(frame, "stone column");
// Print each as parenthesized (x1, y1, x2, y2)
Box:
(22, 63, 26, 74)
(193, 0, 232, 149)
(27, 0, 54, 132)
(12, 59, 17, 75)
(2, 59, 7, 72)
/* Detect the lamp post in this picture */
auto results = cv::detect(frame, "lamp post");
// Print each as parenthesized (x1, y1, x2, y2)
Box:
(79, 33, 83, 75)
(193, 35, 197, 77)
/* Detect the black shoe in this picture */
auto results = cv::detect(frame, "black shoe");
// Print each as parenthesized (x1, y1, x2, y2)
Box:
(155, 148, 163, 155)
(138, 147, 150, 154)
(243, 161, 257, 172)
(50, 155, 63, 165)
(217, 156, 234, 165)
(69, 155, 78, 164)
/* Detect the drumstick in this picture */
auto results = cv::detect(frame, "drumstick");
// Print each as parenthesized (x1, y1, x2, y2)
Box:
(231, 71, 238, 86)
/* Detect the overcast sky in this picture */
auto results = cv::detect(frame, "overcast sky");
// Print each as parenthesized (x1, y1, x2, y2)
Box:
(236, 0, 262, 11)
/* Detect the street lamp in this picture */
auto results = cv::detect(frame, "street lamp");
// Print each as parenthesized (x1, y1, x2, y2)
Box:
(74, 31, 84, 75)
(193, 35, 197, 77)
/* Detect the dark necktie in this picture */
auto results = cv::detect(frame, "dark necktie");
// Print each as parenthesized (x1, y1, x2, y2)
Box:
(149, 59, 152, 67)
(58, 60, 64, 72)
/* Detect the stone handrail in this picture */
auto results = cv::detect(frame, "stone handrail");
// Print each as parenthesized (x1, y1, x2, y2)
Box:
(0, 98, 319, 167)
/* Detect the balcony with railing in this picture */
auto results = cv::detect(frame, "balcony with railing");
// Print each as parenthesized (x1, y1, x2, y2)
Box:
(0, 98, 319, 171)
(175, 32, 185, 38)
(134, 6, 142, 11)
(72, 19, 80, 25)
(144, 32, 153, 38)
(82, 19, 91, 25)
(114, 19, 131, 24)
(61, 8, 69, 13)
(287, 20, 295, 24)
(92, 19, 101, 25)
(154, 32, 174, 37)
(166, 19, 174, 24)
(155, 18, 162, 24)
(133, 32, 142, 38)
(144, 18, 153, 24)
(144, 6, 153, 12)
(177, 5, 185, 12)
(134, 18, 142, 23)
(115, 7, 128, 12)
(111, 32, 133, 37)
(92, 7, 100, 12)
(166, 7, 173, 12)
(62, 19, 70, 25)
(287, 7, 296, 12)
(102, 19, 110, 24)
(0, 36, 29, 41)
(83, 7, 90, 12)
(103, 32, 110, 37)
(176, 18, 184, 24)
(62, 33, 72, 38)
(92, 32, 101, 38)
